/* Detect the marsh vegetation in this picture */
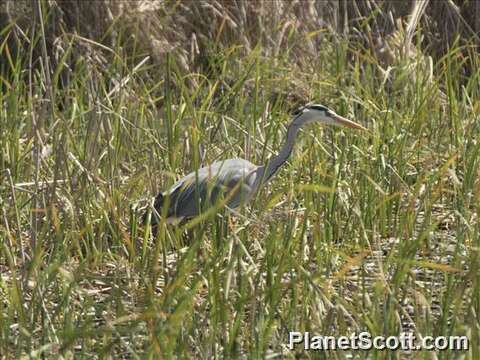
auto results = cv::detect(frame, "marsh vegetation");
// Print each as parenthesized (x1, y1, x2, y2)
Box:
(0, 1, 479, 358)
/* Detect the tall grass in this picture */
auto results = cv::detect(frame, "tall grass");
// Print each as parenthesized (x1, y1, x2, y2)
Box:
(1, 5, 479, 360)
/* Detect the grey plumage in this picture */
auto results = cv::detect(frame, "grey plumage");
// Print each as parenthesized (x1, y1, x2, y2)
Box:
(151, 158, 259, 223)
(145, 104, 366, 225)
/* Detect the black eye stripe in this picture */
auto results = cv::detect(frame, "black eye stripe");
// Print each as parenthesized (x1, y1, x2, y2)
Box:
(292, 104, 330, 116)
(308, 104, 328, 112)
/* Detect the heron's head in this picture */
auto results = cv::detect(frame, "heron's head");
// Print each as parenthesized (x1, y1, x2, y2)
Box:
(293, 104, 366, 130)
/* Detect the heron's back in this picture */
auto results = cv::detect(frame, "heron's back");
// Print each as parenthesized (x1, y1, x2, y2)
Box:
(150, 158, 259, 223)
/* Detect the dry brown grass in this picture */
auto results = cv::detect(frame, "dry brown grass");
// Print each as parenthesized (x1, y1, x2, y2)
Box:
(1, 0, 478, 80)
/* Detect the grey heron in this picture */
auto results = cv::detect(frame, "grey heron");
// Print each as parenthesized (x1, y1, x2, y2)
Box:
(145, 104, 366, 225)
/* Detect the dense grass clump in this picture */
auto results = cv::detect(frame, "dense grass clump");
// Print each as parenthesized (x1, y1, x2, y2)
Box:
(1, 1, 479, 358)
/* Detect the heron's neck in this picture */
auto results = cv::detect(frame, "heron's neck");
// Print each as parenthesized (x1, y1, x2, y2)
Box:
(261, 123, 300, 184)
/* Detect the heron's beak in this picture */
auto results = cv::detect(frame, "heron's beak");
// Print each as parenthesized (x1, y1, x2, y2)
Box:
(331, 114, 367, 131)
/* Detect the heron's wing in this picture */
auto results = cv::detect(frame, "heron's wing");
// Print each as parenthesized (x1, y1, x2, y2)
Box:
(148, 177, 189, 224)
(218, 168, 258, 209)
(154, 159, 259, 220)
